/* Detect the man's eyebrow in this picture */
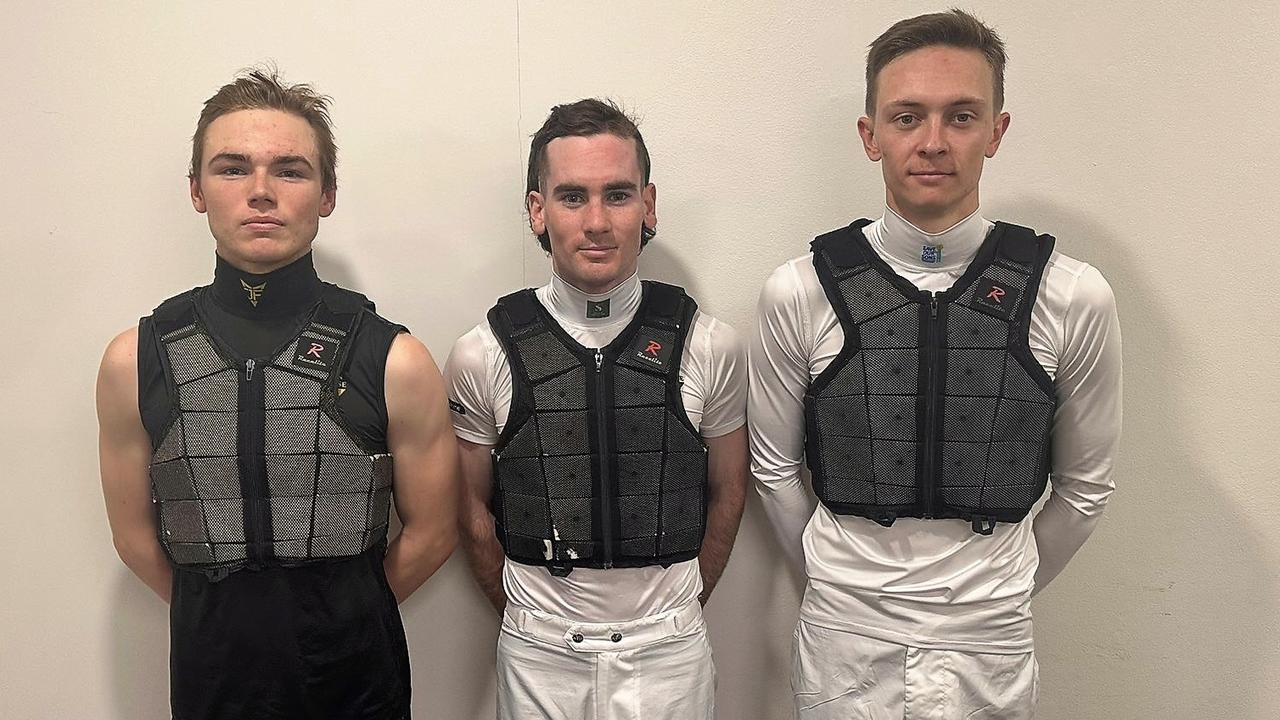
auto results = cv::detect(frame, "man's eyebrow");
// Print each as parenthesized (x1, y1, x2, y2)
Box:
(884, 97, 986, 109)
(551, 183, 588, 195)
(272, 155, 314, 168)
(603, 181, 639, 192)
(206, 153, 315, 170)
(208, 152, 250, 165)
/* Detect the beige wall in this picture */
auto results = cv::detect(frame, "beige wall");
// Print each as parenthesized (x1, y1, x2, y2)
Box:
(2, 2, 1277, 718)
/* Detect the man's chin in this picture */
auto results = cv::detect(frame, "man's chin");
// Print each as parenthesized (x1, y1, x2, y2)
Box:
(218, 238, 309, 271)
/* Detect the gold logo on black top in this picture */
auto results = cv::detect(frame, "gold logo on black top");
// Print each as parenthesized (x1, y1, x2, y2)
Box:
(241, 280, 266, 307)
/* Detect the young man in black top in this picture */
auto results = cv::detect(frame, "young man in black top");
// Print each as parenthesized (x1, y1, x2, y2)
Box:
(96, 69, 459, 720)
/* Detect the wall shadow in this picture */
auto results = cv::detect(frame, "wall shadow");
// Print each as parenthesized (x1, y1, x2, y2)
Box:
(992, 198, 1279, 719)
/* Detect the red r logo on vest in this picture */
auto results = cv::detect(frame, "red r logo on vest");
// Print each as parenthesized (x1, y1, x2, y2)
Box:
(970, 277, 1019, 319)
(645, 341, 663, 357)
(293, 336, 339, 371)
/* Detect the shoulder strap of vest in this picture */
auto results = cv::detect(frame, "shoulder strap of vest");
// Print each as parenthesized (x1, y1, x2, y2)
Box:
(810, 221, 875, 334)
(489, 288, 542, 336)
(487, 289, 542, 442)
(810, 219, 874, 270)
(992, 222, 1056, 267)
(988, 222, 1057, 332)
(149, 288, 201, 338)
(311, 284, 374, 389)
(638, 280, 694, 326)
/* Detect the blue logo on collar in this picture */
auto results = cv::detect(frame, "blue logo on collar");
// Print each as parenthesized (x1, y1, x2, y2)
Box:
(921, 244, 943, 264)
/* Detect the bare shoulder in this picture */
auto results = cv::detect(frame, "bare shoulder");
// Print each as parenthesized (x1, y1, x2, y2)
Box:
(384, 332, 444, 397)
(99, 326, 140, 386)
(97, 326, 142, 429)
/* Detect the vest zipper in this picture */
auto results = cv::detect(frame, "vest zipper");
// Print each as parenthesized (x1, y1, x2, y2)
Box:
(239, 358, 270, 564)
(922, 294, 940, 518)
(594, 348, 614, 568)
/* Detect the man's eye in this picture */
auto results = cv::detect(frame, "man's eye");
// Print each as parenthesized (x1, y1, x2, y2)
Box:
(218, 167, 247, 176)
(562, 193, 585, 205)
(606, 191, 631, 203)
(278, 169, 303, 178)
(894, 115, 917, 127)
(954, 112, 975, 123)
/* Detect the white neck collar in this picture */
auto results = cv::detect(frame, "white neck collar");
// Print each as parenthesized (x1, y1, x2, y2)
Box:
(868, 205, 991, 272)
(543, 271, 643, 329)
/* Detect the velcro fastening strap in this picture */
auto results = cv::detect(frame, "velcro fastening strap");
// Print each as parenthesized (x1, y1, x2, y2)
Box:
(150, 289, 200, 337)
(498, 289, 541, 330)
(644, 281, 683, 322)
(549, 564, 573, 577)
(813, 224, 869, 269)
(971, 516, 997, 535)
(873, 512, 896, 528)
(994, 223, 1043, 265)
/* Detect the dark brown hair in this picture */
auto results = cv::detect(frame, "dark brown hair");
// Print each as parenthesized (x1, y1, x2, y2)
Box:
(526, 98, 653, 252)
(190, 67, 338, 192)
(865, 9, 1007, 115)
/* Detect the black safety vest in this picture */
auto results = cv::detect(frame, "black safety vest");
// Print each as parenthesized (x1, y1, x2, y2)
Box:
(144, 285, 393, 576)
(488, 281, 708, 574)
(805, 219, 1056, 534)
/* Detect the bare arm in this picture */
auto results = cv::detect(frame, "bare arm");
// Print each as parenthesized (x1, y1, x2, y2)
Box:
(382, 334, 460, 603)
(456, 437, 507, 614)
(697, 425, 748, 604)
(97, 327, 172, 602)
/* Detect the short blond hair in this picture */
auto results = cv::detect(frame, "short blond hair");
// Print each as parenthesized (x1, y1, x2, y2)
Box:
(189, 67, 338, 192)
(866, 9, 1008, 115)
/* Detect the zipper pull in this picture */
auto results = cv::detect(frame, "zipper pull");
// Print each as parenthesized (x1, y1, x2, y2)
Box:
(245, 358, 256, 382)
(930, 294, 939, 319)
(594, 349, 603, 373)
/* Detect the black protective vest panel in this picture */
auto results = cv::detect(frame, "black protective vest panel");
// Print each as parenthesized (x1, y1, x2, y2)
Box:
(805, 219, 1056, 534)
(489, 281, 708, 573)
(145, 286, 393, 576)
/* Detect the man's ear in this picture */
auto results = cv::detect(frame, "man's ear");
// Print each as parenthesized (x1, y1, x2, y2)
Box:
(527, 190, 546, 236)
(857, 116, 882, 161)
(986, 111, 1011, 158)
(320, 186, 337, 217)
(190, 176, 207, 213)
(643, 183, 656, 232)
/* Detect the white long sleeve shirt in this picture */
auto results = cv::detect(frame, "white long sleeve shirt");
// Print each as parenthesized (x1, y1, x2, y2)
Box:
(748, 207, 1122, 653)
(446, 271, 747, 623)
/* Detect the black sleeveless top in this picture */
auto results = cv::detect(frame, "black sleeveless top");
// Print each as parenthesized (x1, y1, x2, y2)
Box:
(136, 254, 411, 720)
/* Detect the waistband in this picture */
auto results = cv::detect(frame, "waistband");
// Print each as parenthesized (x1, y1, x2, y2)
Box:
(502, 601, 704, 653)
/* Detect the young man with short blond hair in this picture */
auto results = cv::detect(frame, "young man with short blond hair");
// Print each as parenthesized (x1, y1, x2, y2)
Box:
(97, 69, 459, 719)
(749, 10, 1122, 718)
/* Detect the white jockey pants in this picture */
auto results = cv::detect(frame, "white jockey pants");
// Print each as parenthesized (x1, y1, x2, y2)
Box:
(496, 601, 715, 720)
(792, 620, 1038, 720)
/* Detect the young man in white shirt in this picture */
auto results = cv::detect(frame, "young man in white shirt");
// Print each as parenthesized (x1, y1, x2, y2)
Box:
(447, 98, 748, 720)
(748, 11, 1122, 718)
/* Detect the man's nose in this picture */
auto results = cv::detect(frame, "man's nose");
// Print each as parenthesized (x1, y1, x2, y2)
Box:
(919, 119, 948, 156)
(248, 169, 275, 206)
(583, 198, 610, 234)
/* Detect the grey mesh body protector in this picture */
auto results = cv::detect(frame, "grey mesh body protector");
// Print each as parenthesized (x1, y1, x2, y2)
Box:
(145, 286, 393, 577)
(488, 281, 708, 575)
(805, 219, 1056, 535)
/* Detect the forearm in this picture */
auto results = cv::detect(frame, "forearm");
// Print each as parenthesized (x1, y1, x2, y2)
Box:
(1031, 493, 1105, 596)
(115, 536, 173, 603)
(697, 483, 745, 603)
(461, 514, 508, 614)
(384, 521, 457, 603)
